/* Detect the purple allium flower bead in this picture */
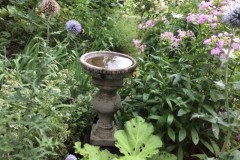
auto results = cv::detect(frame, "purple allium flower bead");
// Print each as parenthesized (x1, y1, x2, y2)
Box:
(66, 20, 82, 34)
(65, 154, 77, 160)
(223, 1, 240, 27)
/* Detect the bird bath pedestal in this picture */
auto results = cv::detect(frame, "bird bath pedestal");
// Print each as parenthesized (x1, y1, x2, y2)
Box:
(80, 51, 137, 146)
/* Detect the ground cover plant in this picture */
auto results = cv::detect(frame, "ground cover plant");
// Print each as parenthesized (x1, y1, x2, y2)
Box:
(0, 0, 239, 160)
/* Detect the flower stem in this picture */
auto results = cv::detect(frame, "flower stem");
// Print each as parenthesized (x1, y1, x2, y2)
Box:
(221, 31, 234, 152)
(47, 16, 51, 47)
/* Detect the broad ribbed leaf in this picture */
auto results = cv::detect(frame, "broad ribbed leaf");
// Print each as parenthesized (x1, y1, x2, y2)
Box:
(113, 156, 144, 160)
(75, 142, 117, 160)
(114, 116, 162, 159)
(149, 152, 177, 160)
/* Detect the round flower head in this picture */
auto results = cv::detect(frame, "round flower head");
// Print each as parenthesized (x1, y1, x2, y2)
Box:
(66, 20, 82, 34)
(223, 1, 240, 27)
(65, 154, 77, 160)
(40, 0, 60, 16)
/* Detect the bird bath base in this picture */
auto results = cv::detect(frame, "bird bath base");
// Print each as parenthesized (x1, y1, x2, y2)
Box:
(90, 124, 117, 146)
(80, 51, 137, 146)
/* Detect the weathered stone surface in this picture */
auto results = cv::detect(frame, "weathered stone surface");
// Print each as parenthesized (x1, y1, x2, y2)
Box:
(80, 51, 137, 146)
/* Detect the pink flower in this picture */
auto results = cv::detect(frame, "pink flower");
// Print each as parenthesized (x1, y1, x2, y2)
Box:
(177, 29, 186, 38)
(187, 30, 195, 38)
(217, 39, 224, 49)
(211, 23, 218, 28)
(162, 16, 169, 24)
(171, 38, 181, 47)
(132, 39, 146, 54)
(212, 10, 222, 16)
(138, 24, 143, 30)
(211, 47, 221, 55)
(203, 39, 211, 45)
(186, 13, 196, 23)
(198, 1, 212, 12)
(197, 14, 207, 24)
(132, 39, 141, 47)
(145, 20, 154, 28)
(231, 43, 240, 50)
(160, 32, 174, 41)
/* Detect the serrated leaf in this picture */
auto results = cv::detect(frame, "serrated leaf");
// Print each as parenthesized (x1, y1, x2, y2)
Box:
(74, 142, 117, 160)
(149, 151, 177, 160)
(114, 156, 144, 160)
(179, 128, 186, 142)
(167, 127, 175, 142)
(191, 128, 199, 145)
(114, 116, 162, 159)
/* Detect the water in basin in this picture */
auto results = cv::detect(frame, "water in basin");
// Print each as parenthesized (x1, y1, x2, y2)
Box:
(86, 55, 133, 70)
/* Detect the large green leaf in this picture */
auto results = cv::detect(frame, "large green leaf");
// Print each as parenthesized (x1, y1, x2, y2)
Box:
(75, 142, 117, 160)
(149, 152, 177, 160)
(114, 116, 162, 159)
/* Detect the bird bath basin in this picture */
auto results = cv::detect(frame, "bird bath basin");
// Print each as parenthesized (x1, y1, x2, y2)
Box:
(80, 51, 137, 146)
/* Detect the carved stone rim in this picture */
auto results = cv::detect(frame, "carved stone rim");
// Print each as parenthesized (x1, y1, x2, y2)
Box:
(80, 51, 137, 75)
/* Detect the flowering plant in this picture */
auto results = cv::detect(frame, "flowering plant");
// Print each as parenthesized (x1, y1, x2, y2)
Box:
(66, 20, 82, 35)
(122, 0, 240, 159)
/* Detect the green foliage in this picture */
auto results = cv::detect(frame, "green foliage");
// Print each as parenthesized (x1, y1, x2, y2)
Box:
(130, 0, 159, 17)
(121, 1, 240, 159)
(115, 116, 162, 159)
(75, 142, 118, 160)
(0, 30, 94, 159)
(75, 116, 176, 160)
(108, 15, 138, 54)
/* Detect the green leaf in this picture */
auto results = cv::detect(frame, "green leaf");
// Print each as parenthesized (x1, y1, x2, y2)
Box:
(200, 139, 214, 153)
(214, 80, 225, 89)
(203, 105, 217, 117)
(191, 154, 208, 160)
(177, 146, 183, 160)
(212, 124, 219, 139)
(182, 88, 195, 100)
(114, 116, 162, 159)
(75, 142, 117, 160)
(167, 114, 174, 125)
(178, 128, 186, 142)
(191, 128, 199, 145)
(177, 109, 189, 116)
(149, 151, 177, 160)
(143, 93, 149, 102)
(232, 81, 240, 90)
(167, 127, 175, 142)
(166, 98, 173, 110)
(210, 139, 220, 156)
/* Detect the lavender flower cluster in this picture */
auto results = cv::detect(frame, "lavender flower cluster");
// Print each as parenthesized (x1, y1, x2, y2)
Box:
(132, 39, 146, 54)
(186, 0, 228, 28)
(204, 32, 240, 58)
(160, 29, 195, 48)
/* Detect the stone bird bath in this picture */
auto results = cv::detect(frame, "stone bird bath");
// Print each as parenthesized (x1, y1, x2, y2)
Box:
(80, 51, 137, 146)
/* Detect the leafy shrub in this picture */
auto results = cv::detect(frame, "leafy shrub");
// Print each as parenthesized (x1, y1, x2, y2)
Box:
(0, 32, 95, 159)
(75, 116, 177, 160)
(121, 1, 240, 159)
